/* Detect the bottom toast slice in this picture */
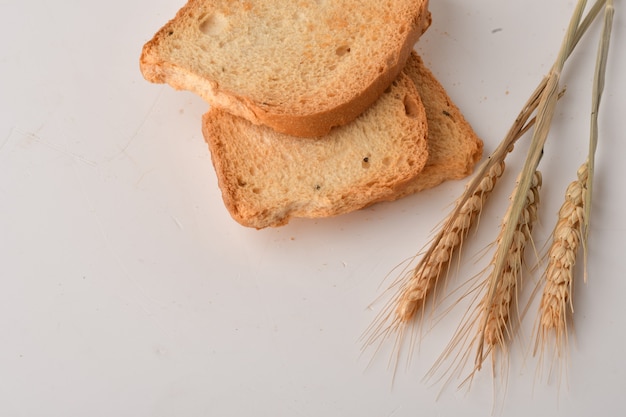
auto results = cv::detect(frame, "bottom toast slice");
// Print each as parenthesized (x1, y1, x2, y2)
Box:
(202, 52, 483, 228)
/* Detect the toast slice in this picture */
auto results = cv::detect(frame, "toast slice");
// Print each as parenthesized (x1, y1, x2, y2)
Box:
(203, 52, 483, 228)
(141, 0, 431, 137)
(203, 71, 429, 228)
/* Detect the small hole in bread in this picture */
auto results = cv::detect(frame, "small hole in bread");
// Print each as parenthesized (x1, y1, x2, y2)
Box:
(362, 156, 371, 169)
(403, 95, 420, 118)
(335, 45, 351, 56)
(199, 12, 229, 36)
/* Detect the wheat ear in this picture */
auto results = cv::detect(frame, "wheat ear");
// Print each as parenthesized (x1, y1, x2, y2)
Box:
(534, 164, 587, 362)
(360, 160, 507, 371)
(459, 0, 590, 377)
(425, 172, 542, 390)
(533, 0, 613, 369)
(475, 171, 542, 369)
(396, 161, 506, 323)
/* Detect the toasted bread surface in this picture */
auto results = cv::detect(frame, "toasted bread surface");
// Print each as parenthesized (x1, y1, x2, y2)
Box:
(203, 71, 429, 228)
(141, 0, 431, 137)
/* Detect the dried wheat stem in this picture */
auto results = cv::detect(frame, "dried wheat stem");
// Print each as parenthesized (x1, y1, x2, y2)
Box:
(531, 0, 613, 382)
(474, 171, 542, 369)
(584, 0, 614, 259)
(462, 1, 589, 376)
(534, 164, 588, 358)
(534, 0, 613, 354)
(487, 0, 588, 303)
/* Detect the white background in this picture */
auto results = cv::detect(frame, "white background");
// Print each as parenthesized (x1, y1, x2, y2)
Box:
(1, 1, 624, 416)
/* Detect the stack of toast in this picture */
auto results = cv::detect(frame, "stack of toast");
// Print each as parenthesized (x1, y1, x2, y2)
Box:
(140, 0, 483, 228)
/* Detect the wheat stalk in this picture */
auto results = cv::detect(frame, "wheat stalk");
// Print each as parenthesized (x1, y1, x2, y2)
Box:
(457, 0, 591, 375)
(483, 0, 588, 336)
(425, 172, 542, 391)
(361, 159, 509, 357)
(533, 0, 613, 376)
(363, 0, 610, 383)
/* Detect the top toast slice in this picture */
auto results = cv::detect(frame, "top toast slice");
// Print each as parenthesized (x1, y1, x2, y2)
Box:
(141, 0, 431, 137)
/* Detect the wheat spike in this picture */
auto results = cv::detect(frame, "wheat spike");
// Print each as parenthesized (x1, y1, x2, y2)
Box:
(361, 161, 506, 360)
(534, 163, 588, 363)
(475, 170, 542, 369)
(396, 161, 506, 323)
(425, 171, 542, 391)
